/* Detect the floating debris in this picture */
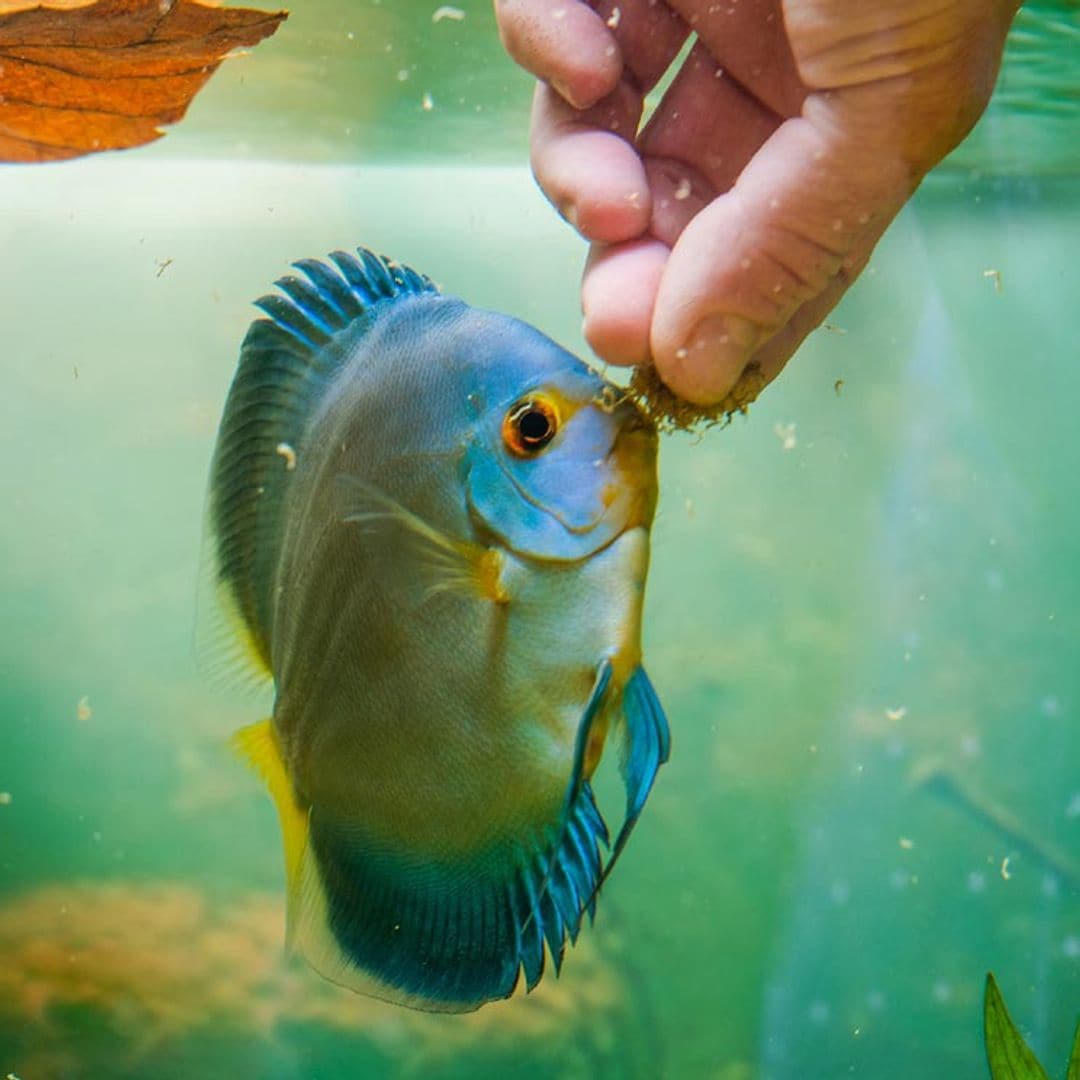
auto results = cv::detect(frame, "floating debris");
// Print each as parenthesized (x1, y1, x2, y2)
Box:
(421, 91, 435, 111)
(822, 322, 847, 334)
(899, 837, 915, 850)
(773, 421, 797, 451)
(0, 792, 11, 806)
(910, 758, 1080, 887)
(432, 4, 465, 21)
(76, 696, 92, 723)
(983, 268, 1003, 295)
(606, 6, 621, 28)
(885, 706, 907, 722)
(1000, 856, 1011, 881)
(833, 378, 844, 396)
(673, 176, 692, 201)
(275, 442, 297, 470)
(154, 257, 174, 278)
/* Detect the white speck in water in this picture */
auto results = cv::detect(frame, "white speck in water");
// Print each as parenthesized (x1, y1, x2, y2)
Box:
(275, 443, 298, 470)
(0, 792, 11, 806)
(885, 706, 906, 722)
(675, 347, 688, 360)
(674, 177, 692, 200)
(1000, 856, 1012, 881)
(606, 6, 621, 28)
(432, 5, 466, 22)
(898, 837, 914, 850)
(421, 92, 435, 111)
(397, 68, 410, 82)
(773, 422, 797, 451)
(889, 869, 910, 891)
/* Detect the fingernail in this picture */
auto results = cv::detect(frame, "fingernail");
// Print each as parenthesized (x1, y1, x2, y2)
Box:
(672, 315, 761, 401)
(561, 201, 579, 230)
(550, 76, 587, 110)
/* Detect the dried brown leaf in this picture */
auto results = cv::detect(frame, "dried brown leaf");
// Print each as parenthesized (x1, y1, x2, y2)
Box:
(0, 0, 286, 162)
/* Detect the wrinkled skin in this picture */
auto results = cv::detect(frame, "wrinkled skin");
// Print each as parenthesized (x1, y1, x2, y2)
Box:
(495, 0, 1021, 404)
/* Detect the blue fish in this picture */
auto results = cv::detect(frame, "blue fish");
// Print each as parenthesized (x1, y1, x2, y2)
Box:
(205, 248, 669, 1012)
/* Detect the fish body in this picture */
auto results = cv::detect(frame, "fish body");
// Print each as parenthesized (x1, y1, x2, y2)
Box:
(206, 249, 668, 1012)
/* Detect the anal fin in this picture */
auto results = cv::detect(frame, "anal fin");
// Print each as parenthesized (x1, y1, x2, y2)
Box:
(232, 719, 309, 945)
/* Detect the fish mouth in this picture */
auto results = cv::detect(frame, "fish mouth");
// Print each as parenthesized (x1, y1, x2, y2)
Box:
(607, 403, 659, 532)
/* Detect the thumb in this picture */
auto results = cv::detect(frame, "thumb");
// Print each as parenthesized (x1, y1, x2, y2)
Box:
(649, 115, 908, 404)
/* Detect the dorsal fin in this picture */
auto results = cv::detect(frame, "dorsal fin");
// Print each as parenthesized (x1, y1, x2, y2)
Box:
(202, 249, 438, 678)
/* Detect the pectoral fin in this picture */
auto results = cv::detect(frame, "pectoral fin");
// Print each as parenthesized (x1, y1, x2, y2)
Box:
(336, 476, 510, 604)
(594, 665, 671, 891)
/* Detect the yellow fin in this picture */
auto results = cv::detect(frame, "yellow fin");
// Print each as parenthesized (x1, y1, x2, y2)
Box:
(232, 719, 308, 945)
(195, 509, 274, 696)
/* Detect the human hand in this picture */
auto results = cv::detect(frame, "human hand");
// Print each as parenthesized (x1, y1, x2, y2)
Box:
(496, 0, 1020, 405)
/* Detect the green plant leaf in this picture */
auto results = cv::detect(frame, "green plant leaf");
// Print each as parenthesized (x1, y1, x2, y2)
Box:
(984, 973, 1051, 1080)
(1066, 1015, 1080, 1080)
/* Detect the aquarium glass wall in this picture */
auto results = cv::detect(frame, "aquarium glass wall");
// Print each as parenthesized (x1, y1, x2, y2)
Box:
(1, 1, 1077, 1077)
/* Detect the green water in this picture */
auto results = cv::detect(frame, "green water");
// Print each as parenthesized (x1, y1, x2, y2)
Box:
(1, 3, 1078, 1078)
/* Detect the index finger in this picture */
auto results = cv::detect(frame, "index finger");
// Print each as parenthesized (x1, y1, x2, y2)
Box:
(494, 0, 622, 109)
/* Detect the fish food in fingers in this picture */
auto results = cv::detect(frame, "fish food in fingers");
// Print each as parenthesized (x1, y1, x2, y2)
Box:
(204, 247, 670, 1012)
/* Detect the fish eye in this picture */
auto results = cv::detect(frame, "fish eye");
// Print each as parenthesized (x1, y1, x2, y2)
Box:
(502, 397, 559, 456)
